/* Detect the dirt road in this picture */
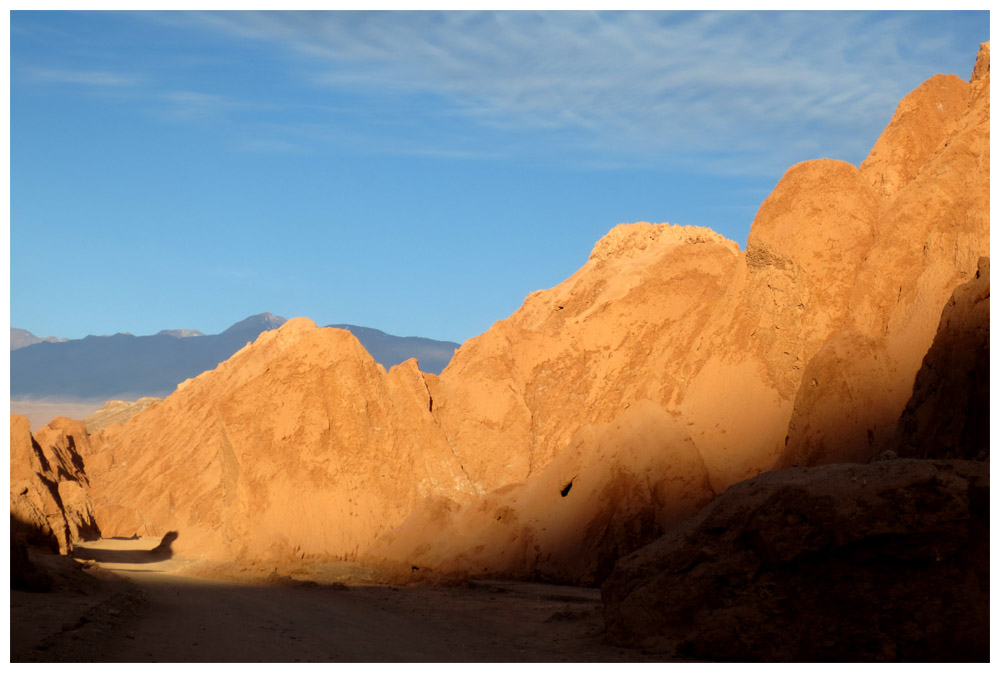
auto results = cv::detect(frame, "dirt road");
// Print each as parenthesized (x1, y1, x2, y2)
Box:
(13, 538, 661, 662)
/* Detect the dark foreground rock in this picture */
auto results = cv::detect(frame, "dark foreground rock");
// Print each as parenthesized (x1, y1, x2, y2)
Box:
(601, 459, 988, 662)
(11, 535, 54, 592)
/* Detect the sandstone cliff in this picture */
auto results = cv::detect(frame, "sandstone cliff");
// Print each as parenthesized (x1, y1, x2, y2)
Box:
(888, 256, 989, 460)
(599, 46, 990, 661)
(10, 415, 100, 554)
(84, 319, 476, 563)
(367, 399, 716, 585)
(777, 43, 990, 467)
(602, 260, 992, 654)
(363, 43, 989, 581)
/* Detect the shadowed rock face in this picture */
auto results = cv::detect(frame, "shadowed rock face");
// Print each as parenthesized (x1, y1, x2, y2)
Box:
(775, 41, 990, 469)
(10, 415, 101, 554)
(776, 257, 990, 468)
(365, 400, 716, 586)
(889, 257, 990, 461)
(11, 533, 53, 592)
(600, 44, 990, 658)
(601, 459, 989, 662)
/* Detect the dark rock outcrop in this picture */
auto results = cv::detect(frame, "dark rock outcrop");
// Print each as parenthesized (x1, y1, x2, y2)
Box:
(11, 533, 53, 592)
(889, 257, 989, 460)
(602, 459, 989, 662)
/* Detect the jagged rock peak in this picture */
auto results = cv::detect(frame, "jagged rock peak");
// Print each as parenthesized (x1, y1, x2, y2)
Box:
(860, 41, 989, 200)
(10, 328, 67, 350)
(278, 316, 318, 333)
(262, 316, 322, 345)
(589, 222, 739, 262)
(972, 41, 990, 82)
(858, 74, 970, 199)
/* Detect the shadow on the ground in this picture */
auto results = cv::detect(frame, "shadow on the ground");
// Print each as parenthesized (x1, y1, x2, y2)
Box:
(72, 531, 179, 564)
(13, 568, 639, 663)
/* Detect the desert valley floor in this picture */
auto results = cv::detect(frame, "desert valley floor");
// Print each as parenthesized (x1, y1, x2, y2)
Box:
(13, 537, 665, 663)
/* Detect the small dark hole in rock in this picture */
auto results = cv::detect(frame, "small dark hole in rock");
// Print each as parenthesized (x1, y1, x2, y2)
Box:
(560, 481, 573, 497)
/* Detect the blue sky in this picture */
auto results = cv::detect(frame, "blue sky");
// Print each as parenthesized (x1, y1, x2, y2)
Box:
(9, 10, 990, 344)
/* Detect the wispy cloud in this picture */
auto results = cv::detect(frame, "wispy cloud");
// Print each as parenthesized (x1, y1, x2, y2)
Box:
(18, 11, 985, 174)
(155, 88, 287, 127)
(161, 90, 241, 122)
(231, 138, 312, 155)
(23, 67, 140, 87)
(173, 10, 984, 172)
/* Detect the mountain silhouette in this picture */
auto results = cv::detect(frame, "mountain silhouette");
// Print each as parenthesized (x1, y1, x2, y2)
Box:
(10, 328, 68, 351)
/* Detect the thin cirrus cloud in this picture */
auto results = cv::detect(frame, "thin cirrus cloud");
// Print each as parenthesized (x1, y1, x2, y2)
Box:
(16, 11, 986, 174)
(159, 90, 258, 122)
(23, 67, 141, 87)
(19, 64, 247, 125)
(231, 137, 312, 155)
(176, 10, 982, 172)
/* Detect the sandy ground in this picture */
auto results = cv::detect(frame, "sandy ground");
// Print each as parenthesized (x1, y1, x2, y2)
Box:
(12, 537, 665, 662)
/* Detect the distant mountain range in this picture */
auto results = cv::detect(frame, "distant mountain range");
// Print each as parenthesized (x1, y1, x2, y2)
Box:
(10, 328, 68, 350)
(10, 314, 459, 400)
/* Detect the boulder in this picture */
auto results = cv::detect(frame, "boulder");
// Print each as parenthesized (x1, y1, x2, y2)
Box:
(602, 459, 989, 661)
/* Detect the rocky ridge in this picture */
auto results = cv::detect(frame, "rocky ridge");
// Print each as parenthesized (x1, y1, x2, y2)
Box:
(10, 328, 67, 351)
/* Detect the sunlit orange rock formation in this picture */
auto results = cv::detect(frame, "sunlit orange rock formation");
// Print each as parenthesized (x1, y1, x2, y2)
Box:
(10, 415, 100, 554)
(14, 44, 989, 591)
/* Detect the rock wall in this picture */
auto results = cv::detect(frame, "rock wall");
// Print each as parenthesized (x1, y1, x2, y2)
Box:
(366, 400, 716, 585)
(10, 415, 100, 554)
(777, 42, 989, 468)
(889, 256, 989, 460)
(364, 43, 989, 581)
(601, 50, 991, 655)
